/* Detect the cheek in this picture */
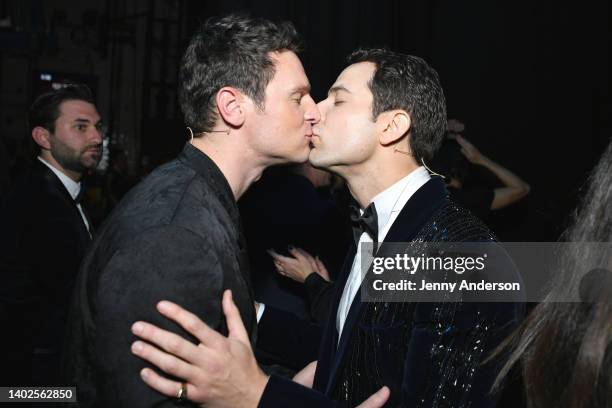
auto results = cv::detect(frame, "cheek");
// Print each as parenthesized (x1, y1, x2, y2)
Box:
(276, 99, 305, 124)
(50, 134, 73, 152)
(330, 112, 373, 148)
(263, 104, 302, 136)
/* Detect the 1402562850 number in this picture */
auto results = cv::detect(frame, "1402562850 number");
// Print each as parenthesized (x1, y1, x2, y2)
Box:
(4, 387, 75, 401)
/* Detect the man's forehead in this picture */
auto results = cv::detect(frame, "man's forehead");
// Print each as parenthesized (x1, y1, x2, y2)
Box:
(268, 50, 311, 92)
(59, 100, 100, 121)
(270, 50, 305, 74)
(330, 61, 376, 93)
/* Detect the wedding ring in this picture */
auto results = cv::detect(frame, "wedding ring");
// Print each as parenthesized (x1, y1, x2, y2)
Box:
(177, 382, 188, 401)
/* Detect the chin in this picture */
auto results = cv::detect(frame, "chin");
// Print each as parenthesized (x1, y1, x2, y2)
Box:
(293, 146, 311, 162)
(83, 160, 100, 170)
(296, 153, 310, 163)
(308, 155, 334, 171)
(308, 146, 323, 159)
(308, 155, 323, 168)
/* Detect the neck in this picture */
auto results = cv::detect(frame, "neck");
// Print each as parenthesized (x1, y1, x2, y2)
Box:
(343, 157, 419, 208)
(191, 137, 264, 200)
(39, 151, 82, 182)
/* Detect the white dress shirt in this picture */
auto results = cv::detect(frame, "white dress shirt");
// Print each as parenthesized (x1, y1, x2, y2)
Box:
(38, 156, 91, 236)
(336, 167, 431, 340)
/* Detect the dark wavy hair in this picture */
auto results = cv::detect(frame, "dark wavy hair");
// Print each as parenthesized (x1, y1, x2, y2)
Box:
(28, 84, 95, 133)
(27, 84, 95, 156)
(493, 141, 612, 407)
(346, 48, 447, 162)
(178, 14, 301, 134)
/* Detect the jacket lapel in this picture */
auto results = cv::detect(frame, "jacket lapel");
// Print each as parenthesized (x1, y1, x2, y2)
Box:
(324, 177, 448, 394)
(312, 241, 356, 392)
(35, 160, 92, 241)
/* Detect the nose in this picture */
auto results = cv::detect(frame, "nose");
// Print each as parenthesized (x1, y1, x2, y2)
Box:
(304, 95, 321, 124)
(316, 99, 330, 122)
(91, 126, 103, 145)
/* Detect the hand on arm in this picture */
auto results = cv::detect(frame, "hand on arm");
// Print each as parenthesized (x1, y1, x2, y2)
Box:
(131, 290, 269, 408)
(93, 227, 226, 406)
(132, 291, 390, 408)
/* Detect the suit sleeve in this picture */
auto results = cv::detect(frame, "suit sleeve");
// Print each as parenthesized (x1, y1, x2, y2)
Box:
(398, 302, 520, 407)
(33, 216, 86, 297)
(93, 226, 223, 407)
(304, 273, 334, 324)
(256, 306, 323, 370)
(258, 374, 340, 408)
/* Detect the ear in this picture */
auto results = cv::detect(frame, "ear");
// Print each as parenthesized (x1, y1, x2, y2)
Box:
(31, 126, 51, 151)
(378, 110, 411, 146)
(215, 87, 246, 128)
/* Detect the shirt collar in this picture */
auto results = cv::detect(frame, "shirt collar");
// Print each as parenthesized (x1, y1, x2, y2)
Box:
(367, 166, 431, 233)
(37, 156, 81, 200)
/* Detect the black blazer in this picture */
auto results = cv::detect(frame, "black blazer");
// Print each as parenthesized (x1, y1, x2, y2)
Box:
(62, 144, 257, 407)
(0, 160, 92, 383)
(257, 178, 524, 407)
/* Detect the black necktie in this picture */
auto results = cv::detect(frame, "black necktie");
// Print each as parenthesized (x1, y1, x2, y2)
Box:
(350, 203, 379, 253)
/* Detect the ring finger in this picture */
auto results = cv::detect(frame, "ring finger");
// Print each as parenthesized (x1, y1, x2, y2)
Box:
(131, 340, 194, 380)
(139, 367, 199, 402)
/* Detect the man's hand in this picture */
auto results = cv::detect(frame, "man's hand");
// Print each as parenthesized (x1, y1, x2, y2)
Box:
(130, 290, 269, 408)
(447, 118, 466, 133)
(268, 247, 330, 283)
(292, 361, 317, 388)
(357, 386, 390, 408)
(456, 135, 486, 165)
(290, 361, 390, 407)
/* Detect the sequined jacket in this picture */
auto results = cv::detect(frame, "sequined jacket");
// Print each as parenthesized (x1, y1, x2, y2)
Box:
(257, 178, 524, 407)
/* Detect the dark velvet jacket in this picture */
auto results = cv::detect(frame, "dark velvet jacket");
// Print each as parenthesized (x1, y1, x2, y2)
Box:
(0, 160, 92, 384)
(257, 178, 525, 407)
(62, 144, 256, 407)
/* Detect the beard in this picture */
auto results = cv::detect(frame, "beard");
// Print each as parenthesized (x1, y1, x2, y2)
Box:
(52, 142, 102, 174)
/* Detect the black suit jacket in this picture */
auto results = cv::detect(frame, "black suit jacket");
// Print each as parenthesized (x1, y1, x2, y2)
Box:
(257, 178, 524, 407)
(63, 144, 257, 407)
(0, 159, 92, 384)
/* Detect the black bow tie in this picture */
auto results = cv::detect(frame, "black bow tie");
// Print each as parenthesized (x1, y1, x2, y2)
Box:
(350, 203, 379, 253)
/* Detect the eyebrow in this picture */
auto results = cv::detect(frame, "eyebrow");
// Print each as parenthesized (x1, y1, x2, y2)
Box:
(328, 85, 351, 96)
(73, 118, 102, 125)
(290, 84, 311, 95)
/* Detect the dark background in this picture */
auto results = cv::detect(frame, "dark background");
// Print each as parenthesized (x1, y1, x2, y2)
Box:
(1, 0, 610, 240)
